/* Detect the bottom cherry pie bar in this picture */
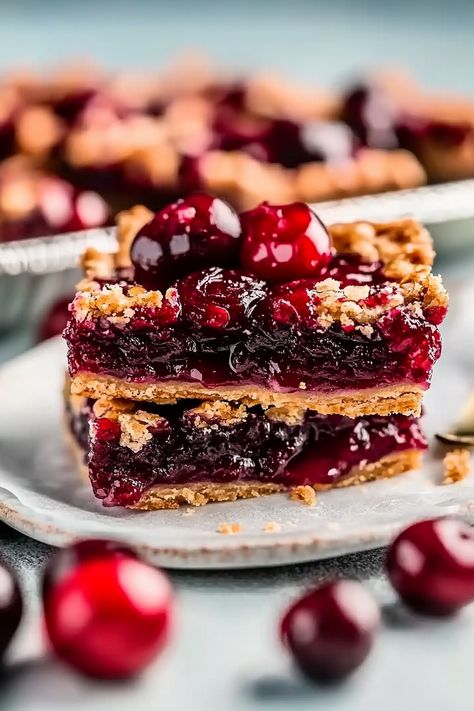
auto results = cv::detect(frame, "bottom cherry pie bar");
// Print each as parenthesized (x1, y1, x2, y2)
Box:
(66, 392, 426, 510)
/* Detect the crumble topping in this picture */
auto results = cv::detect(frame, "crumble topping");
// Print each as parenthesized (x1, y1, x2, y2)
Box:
(72, 259, 447, 329)
(72, 282, 180, 322)
(115, 204, 154, 271)
(290, 485, 317, 506)
(92, 397, 136, 419)
(442, 449, 471, 485)
(80, 247, 114, 281)
(117, 410, 166, 453)
(265, 404, 306, 425)
(217, 522, 241, 535)
(190, 401, 248, 427)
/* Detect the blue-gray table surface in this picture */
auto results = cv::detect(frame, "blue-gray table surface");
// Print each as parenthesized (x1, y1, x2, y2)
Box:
(1, 1, 474, 708)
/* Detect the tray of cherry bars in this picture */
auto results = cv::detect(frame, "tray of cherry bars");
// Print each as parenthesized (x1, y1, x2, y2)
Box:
(1, 58, 474, 329)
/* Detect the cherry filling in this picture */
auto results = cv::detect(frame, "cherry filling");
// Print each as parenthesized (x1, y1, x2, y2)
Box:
(67, 400, 426, 506)
(65, 255, 442, 393)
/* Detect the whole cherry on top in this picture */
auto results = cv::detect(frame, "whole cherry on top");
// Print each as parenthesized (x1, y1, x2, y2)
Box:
(129, 192, 334, 290)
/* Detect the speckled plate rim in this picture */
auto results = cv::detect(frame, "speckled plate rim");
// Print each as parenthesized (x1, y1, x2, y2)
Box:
(2, 485, 474, 570)
(0, 331, 473, 569)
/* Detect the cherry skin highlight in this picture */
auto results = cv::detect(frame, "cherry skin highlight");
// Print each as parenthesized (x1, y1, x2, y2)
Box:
(0, 559, 23, 660)
(130, 192, 242, 290)
(240, 202, 333, 283)
(386, 518, 474, 616)
(43, 540, 173, 679)
(281, 580, 380, 682)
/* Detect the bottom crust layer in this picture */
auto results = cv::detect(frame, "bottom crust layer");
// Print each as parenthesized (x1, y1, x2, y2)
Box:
(69, 430, 421, 510)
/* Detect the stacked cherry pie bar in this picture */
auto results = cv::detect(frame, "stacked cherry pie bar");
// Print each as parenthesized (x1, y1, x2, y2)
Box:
(64, 193, 448, 509)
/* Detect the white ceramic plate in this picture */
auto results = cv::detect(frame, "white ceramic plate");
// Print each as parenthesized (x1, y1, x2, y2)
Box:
(0, 285, 473, 569)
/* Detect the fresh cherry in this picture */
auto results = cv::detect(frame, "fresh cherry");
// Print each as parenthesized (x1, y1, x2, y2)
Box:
(130, 192, 242, 290)
(240, 202, 333, 283)
(386, 518, 474, 616)
(281, 580, 380, 682)
(342, 83, 400, 149)
(43, 539, 173, 679)
(37, 296, 71, 342)
(0, 558, 23, 660)
(176, 267, 266, 331)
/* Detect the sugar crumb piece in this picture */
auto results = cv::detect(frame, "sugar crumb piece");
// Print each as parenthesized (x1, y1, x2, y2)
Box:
(442, 448, 471, 485)
(290, 485, 317, 506)
(263, 521, 281, 533)
(217, 522, 241, 535)
(182, 507, 195, 516)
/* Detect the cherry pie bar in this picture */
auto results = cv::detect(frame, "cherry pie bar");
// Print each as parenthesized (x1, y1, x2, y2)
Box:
(64, 193, 446, 509)
(65, 195, 447, 419)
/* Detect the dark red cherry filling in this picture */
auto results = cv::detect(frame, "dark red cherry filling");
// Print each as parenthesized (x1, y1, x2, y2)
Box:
(240, 202, 334, 283)
(386, 518, 474, 616)
(281, 580, 380, 681)
(177, 267, 266, 331)
(130, 192, 242, 290)
(68, 398, 425, 507)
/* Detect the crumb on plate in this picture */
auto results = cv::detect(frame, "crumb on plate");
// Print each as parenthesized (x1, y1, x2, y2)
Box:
(217, 522, 241, 535)
(442, 448, 471, 484)
(263, 521, 281, 533)
(290, 485, 317, 506)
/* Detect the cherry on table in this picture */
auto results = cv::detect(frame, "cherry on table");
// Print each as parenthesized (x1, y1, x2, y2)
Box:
(42, 539, 173, 679)
(281, 579, 380, 682)
(0, 558, 23, 660)
(386, 518, 474, 616)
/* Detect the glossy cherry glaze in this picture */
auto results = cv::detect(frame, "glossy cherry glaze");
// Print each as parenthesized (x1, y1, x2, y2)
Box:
(0, 559, 23, 660)
(281, 580, 380, 681)
(130, 192, 242, 290)
(240, 201, 334, 283)
(43, 540, 173, 678)
(386, 518, 474, 615)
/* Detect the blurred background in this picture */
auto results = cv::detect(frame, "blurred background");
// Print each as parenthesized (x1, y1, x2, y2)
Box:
(0, 0, 473, 358)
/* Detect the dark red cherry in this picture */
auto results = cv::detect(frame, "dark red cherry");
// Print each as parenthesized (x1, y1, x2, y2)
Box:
(37, 296, 71, 342)
(240, 202, 333, 283)
(0, 559, 23, 660)
(176, 267, 266, 331)
(342, 83, 400, 149)
(267, 119, 356, 168)
(386, 518, 474, 616)
(43, 540, 173, 679)
(281, 580, 380, 682)
(130, 192, 242, 290)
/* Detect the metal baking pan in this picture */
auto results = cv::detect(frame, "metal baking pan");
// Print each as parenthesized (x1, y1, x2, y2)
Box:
(1, 179, 473, 332)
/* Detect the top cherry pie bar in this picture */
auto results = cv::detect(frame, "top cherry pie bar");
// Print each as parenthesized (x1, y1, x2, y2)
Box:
(65, 193, 447, 418)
